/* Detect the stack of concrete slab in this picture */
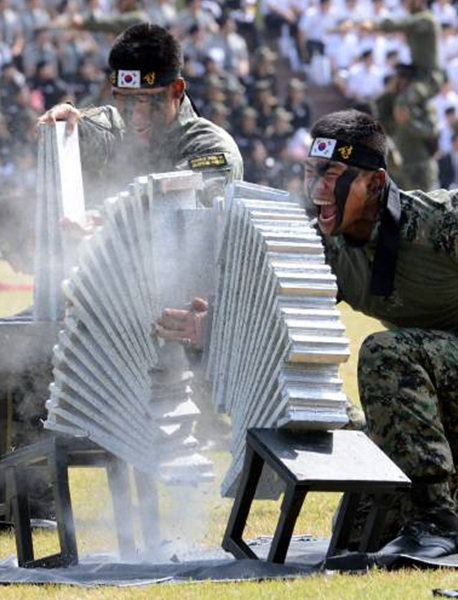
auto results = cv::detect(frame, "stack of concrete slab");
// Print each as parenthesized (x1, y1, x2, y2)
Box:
(208, 183, 350, 496)
(34, 122, 86, 321)
(44, 171, 217, 484)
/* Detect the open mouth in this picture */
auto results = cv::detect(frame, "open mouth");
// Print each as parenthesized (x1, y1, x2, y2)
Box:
(314, 200, 338, 234)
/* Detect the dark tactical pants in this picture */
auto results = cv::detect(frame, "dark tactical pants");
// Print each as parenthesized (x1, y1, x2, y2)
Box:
(357, 328, 458, 538)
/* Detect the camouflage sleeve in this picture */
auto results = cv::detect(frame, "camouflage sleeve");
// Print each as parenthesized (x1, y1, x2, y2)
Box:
(376, 14, 429, 35)
(428, 191, 458, 260)
(78, 105, 125, 176)
(77, 10, 146, 34)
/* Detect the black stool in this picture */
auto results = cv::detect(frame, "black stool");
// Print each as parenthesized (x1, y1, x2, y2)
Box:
(0, 435, 157, 568)
(223, 428, 411, 563)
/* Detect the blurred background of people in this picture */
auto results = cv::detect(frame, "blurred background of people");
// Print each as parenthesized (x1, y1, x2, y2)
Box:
(3, 0, 458, 272)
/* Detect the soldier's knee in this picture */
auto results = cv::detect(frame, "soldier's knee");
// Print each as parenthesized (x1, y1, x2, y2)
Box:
(358, 330, 395, 368)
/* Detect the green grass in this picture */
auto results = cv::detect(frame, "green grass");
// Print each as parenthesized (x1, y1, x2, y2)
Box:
(0, 261, 455, 598)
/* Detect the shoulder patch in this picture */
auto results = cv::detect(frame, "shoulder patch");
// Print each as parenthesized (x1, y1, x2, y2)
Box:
(188, 153, 228, 170)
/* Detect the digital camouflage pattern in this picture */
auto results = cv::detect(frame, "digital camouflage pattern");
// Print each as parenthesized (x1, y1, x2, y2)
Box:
(322, 183, 458, 537)
(359, 329, 458, 529)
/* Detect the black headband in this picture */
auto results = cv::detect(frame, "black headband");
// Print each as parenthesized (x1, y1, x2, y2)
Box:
(309, 137, 386, 170)
(109, 68, 180, 89)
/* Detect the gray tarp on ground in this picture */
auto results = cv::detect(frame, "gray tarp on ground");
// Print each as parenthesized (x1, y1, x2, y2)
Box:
(0, 558, 317, 586)
(1, 536, 458, 586)
(0, 536, 326, 586)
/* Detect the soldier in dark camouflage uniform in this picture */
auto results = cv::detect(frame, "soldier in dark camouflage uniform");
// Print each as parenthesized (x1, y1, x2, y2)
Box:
(305, 109, 458, 558)
(39, 23, 243, 208)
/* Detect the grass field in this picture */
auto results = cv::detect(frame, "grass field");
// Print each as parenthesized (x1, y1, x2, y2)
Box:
(0, 260, 456, 599)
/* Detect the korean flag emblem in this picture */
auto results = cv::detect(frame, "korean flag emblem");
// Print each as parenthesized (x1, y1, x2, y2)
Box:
(118, 70, 141, 89)
(310, 137, 337, 158)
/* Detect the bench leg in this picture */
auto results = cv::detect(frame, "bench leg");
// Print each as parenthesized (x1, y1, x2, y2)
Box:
(6, 466, 34, 566)
(49, 445, 78, 566)
(326, 492, 362, 557)
(359, 493, 390, 552)
(222, 445, 265, 559)
(268, 484, 307, 563)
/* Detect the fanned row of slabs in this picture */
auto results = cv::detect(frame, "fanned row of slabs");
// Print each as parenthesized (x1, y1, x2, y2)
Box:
(209, 183, 351, 496)
(34, 123, 86, 321)
(44, 170, 217, 485)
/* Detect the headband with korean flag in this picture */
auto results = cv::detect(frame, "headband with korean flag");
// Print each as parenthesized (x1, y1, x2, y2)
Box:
(110, 68, 180, 89)
(309, 137, 386, 170)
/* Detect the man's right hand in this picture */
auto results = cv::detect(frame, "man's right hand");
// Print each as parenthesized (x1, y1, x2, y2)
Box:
(155, 297, 209, 350)
(37, 103, 82, 135)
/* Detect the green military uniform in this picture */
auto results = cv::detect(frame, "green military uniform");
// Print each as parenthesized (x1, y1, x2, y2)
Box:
(373, 10, 441, 192)
(75, 10, 148, 35)
(323, 180, 458, 537)
(376, 86, 439, 192)
(392, 86, 439, 192)
(374, 91, 404, 187)
(77, 94, 243, 206)
(375, 10, 443, 100)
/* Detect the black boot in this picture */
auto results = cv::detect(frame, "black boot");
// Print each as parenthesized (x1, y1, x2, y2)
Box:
(376, 519, 458, 558)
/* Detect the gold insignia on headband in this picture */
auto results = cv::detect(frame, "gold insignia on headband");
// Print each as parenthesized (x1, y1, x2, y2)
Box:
(144, 72, 156, 86)
(109, 72, 116, 85)
(337, 145, 353, 160)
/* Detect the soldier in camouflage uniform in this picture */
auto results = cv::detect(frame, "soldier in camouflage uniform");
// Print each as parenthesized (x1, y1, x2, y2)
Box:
(375, 63, 439, 192)
(39, 23, 243, 208)
(305, 109, 458, 558)
(363, 0, 441, 192)
(29, 23, 242, 518)
(362, 0, 443, 102)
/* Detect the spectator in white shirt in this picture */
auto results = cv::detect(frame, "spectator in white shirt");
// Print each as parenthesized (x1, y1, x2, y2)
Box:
(438, 105, 457, 155)
(431, 77, 458, 127)
(345, 48, 385, 101)
(439, 22, 458, 68)
(432, 0, 458, 26)
(298, 0, 338, 61)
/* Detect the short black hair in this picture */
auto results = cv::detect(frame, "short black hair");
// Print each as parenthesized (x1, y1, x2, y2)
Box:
(310, 109, 388, 161)
(108, 23, 183, 76)
(395, 62, 416, 80)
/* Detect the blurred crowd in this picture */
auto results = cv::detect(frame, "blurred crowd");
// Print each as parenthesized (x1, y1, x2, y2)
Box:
(2, 0, 458, 214)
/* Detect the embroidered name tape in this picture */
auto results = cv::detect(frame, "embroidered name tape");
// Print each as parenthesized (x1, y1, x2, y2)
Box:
(117, 70, 141, 89)
(189, 153, 228, 170)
